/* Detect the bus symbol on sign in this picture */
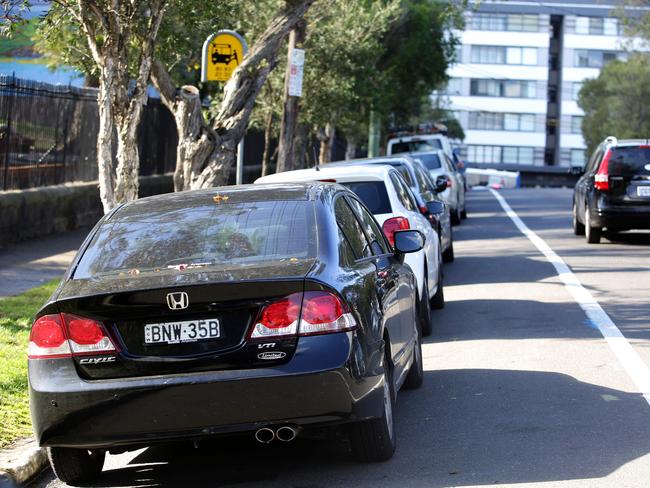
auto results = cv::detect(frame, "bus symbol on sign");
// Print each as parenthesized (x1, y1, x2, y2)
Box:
(202, 30, 248, 82)
(211, 44, 239, 66)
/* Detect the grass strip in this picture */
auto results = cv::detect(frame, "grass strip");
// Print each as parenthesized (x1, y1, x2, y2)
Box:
(0, 280, 58, 448)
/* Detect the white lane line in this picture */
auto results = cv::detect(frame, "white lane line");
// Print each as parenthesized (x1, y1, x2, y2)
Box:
(489, 189, 650, 406)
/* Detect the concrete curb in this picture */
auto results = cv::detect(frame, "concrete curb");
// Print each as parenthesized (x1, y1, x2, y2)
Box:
(0, 438, 47, 487)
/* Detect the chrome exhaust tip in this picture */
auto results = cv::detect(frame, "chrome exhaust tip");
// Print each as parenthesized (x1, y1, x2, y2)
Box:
(254, 427, 275, 444)
(275, 425, 299, 442)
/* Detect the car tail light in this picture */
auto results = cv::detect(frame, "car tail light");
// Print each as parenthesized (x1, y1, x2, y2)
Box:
(250, 293, 302, 338)
(298, 291, 356, 336)
(28, 314, 71, 359)
(63, 314, 116, 354)
(382, 217, 410, 247)
(250, 292, 357, 339)
(29, 313, 116, 359)
(594, 150, 611, 191)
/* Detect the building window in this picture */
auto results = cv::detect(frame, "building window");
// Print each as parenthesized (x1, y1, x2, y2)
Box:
(443, 78, 463, 95)
(467, 145, 502, 163)
(470, 79, 537, 98)
(570, 116, 583, 134)
(471, 46, 537, 65)
(471, 46, 505, 64)
(467, 145, 536, 164)
(470, 13, 539, 32)
(572, 82, 583, 101)
(469, 112, 536, 132)
(575, 50, 623, 68)
(571, 149, 586, 166)
(469, 112, 503, 130)
(575, 16, 619, 36)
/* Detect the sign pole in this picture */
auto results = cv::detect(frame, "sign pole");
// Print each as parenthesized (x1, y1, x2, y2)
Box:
(236, 139, 244, 185)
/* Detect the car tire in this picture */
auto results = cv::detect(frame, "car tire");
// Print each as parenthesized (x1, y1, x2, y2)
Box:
(451, 206, 461, 226)
(403, 324, 423, 390)
(430, 266, 445, 310)
(48, 447, 105, 484)
(418, 277, 432, 337)
(349, 351, 396, 462)
(585, 206, 601, 244)
(573, 201, 585, 236)
(442, 238, 455, 263)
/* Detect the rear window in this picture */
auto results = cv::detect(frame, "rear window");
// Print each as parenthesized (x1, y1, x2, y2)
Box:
(74, 200, 316, 279)
(341, 182, 392, 214)
(416, 153, 442, 170)
(390, 139, 442, 154)
(609, 147, 650, 175)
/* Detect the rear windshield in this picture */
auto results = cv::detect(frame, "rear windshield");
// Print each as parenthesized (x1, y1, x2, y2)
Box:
(609, 147, 650, 175)
(74, 200, 316, 279)
(390, 139, 442, 154)
(415, 153, 442, 170)
(341, 182, 392, 214)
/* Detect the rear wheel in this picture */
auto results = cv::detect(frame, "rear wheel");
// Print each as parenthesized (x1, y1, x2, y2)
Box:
(451, 206, 461, 225)
(585, 206, 601, 244)
(418, 277, 432, 336)
(349, 351, 396, 462)
(430, 266, 445, 310)
(403, 325, 423, 389)
(48, 447, 105, 484)
(572, 201, 585, 236)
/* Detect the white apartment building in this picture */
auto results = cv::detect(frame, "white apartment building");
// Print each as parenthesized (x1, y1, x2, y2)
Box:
(444, 0, 648, 167)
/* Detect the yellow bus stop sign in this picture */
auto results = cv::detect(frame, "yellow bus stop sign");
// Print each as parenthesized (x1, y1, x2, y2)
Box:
(201, 30, 248, 82)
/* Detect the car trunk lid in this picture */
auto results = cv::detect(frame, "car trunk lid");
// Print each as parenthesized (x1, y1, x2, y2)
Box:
(55, 260, 314, 379)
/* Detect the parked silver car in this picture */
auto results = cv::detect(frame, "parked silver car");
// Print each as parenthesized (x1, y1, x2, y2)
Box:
(411, 150, 467, 225)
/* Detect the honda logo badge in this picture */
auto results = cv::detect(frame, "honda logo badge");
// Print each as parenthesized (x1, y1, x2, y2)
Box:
(166, 292, 189, 310)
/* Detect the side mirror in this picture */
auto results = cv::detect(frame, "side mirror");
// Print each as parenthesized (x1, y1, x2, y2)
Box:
(435, 175, 450, 193)
(426, 201, 445, 215)
(394, 230, 424, 254)
(569, 166, 584, 176)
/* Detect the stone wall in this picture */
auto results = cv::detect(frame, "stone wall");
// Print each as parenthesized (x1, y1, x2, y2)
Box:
(0, 174, 173, 248)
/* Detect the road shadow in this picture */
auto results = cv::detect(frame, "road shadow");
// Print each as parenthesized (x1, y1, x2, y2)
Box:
(63, 369, 649, 488)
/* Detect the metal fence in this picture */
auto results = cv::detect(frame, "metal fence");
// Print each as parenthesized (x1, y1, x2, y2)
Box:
(0, 75, 177, 191)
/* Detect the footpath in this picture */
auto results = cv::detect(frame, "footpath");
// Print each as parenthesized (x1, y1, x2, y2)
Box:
(0, 228, 90, 297)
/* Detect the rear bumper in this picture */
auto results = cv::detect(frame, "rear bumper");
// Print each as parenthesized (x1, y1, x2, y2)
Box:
(29, 333, 385, 449)
(591, 201, 650, 229)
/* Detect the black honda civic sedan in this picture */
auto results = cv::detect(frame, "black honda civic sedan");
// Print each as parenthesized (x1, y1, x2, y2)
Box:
(29, 183, 425, 483)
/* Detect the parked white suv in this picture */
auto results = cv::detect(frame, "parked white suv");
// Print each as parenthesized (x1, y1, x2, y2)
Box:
(387, 134, 454, 159)
(256, 164, 444, 336)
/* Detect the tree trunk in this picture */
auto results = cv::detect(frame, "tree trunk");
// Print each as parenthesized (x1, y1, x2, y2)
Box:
(276, 19, 307, 173)
(345, 135, 357, 160)
(291, 123, 309, 170)
(318, 122, 335, 164)
(96, 64, 117, 213)
(73, 0, 167, 212)
(150, 0, 316, 189)
(261, 110, 275, 177)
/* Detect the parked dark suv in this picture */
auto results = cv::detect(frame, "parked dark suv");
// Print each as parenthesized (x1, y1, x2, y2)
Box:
(573, 136, 650, 243)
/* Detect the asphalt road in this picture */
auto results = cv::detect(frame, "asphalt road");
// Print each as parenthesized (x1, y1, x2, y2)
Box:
(31, 188, 650, 488)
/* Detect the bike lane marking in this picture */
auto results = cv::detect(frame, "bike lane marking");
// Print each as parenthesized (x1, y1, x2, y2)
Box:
(490, 188, 650, 406)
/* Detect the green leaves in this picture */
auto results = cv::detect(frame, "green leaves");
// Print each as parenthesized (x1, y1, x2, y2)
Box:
(579, 54, 650, 153)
